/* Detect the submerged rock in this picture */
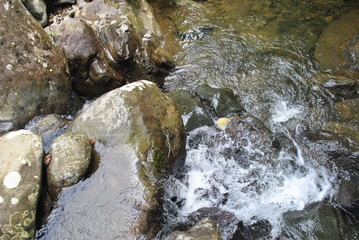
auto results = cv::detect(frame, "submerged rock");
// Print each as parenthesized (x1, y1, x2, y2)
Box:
(225, 114, 279, 166)
(281, 203, 341, 240)
(315, 9, 359, 73)
(165, 218, 222, 240)
(0, 0, 71, 133)
(233, 220, 272, 240)
(39, 81, 185, 239)
(310, 73, 358, 102)
(167, 89, 213, 131)
(188, 207, 239, 239)
(333, 98, 359, 121)
(304, 130, 359, 218)
(0, 130, 43, 239)
(47, 133, 92, 193)
(194, 84, 245, 118)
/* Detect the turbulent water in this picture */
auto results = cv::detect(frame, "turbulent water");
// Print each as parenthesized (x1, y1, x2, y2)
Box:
(156, 0, 358, 238)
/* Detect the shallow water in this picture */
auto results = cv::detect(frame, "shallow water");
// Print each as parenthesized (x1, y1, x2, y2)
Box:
(157, 0, 358, 238)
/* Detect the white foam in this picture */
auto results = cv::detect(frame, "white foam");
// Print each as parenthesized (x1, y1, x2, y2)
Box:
(166, 126, 335, 237)
(272, 101, 302, 123)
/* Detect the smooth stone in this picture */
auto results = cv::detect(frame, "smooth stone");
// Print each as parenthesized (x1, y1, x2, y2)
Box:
(47, 133, 92, 191)
(39, 81, 185, 239)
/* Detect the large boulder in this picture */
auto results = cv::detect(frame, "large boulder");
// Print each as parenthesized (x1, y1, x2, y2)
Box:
(38, 80, 185, 239)
(47, 133, 92, 193)
(0, 130, 43, 239)
(0, 0, 71, 133)
(47, 18, 126, 97)
(45, 0, 177, 98)
(315, 10, 359, 73)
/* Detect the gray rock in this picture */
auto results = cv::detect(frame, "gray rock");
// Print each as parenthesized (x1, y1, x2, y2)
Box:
(188, 207, 240, 239)
(0, 130, 43, 239)
(39, 81, 185, 239)
(225, 114, 279, 166)
(0, 0, 71, 132)
(165, 218, 222, 240)
(70, 0, 176, 95)
(21, 0, 48, 26)
(48, 18, 123, 97)
(25, 114, 69, 153)
(281, 203, 341, 240)
(194, 84, 245, 118)
(47, 133, 92, 191)
(167, 90, 213, 131)
(304, 130, 359, 216)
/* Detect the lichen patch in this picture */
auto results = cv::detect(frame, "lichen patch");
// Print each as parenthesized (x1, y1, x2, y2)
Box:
(11, 197, 19, 204)
(0, 196, 4, 204)
(3, 171, 21, 189)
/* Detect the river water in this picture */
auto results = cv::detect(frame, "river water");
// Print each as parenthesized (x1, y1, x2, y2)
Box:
(155, 0, 358, 238)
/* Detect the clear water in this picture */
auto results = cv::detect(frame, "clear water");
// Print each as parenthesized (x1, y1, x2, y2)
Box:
(157, 0, 355, 238)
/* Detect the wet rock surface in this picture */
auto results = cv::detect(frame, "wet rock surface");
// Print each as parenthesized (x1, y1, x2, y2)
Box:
(165, 218, 222, 240)
(0, 130, 43, 239)
(280, 203, 341, 240)
(44, 0, 177, 98)
(0, 0, 71, 133)
(48, 18, 103, 97)
(188, 207, 240, 239)
(47, 133, 92, 192)
(25, 114, 69, 153)
(38, 81, 185, 239)
(194, 84, 245, 118)
(167, 89, 213, 132)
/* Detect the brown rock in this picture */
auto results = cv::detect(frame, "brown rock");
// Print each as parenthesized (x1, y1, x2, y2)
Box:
(0, 0, 71, 133)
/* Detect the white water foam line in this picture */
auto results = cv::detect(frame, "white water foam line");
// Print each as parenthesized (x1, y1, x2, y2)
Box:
(272, 100, 302, 124)
(168, 126, 336, 237)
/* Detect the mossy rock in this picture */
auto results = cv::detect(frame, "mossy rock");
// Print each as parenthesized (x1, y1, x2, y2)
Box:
(41, 81, 186, 239)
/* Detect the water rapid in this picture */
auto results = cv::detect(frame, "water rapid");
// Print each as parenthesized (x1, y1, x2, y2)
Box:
(155, 0, 356, 238)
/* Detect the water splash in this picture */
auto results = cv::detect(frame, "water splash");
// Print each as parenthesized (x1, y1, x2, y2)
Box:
(164, 126, 336, 238)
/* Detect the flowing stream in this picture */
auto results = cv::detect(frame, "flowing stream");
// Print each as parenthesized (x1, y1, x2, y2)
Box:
(154, 0, 358, 238)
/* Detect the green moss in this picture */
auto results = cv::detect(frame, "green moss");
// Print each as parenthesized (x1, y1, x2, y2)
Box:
(153, 149, 166, 175)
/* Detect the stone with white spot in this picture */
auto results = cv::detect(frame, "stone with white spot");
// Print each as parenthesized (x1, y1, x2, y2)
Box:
(3, 171, 21, 189)
(0, 130, 43, 238)
(11, 197, 19, 204)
